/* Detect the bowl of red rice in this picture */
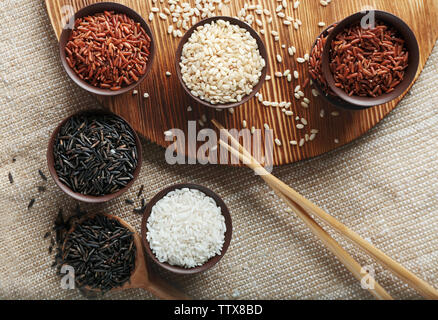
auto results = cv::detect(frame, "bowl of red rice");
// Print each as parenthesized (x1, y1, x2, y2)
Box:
(309, 23, 364, 110)
(59, 2, 156, 96)
(320, 10, 419, 109)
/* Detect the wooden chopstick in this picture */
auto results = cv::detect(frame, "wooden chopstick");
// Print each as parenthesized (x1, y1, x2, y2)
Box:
(256, 168, 438, 299)
(213, 119, 438, 300)
(217, 138, 392, 300)
(213, 121, 392, 300)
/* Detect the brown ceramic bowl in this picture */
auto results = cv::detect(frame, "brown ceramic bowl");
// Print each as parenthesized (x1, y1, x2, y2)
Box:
(321, 10, 420, 109)
(141, 183, 232, 275)
(309, 23, 364, 110)
(59, 2, 156, 96)
(47, 109, 143, 203)
(175, 16, 268, 109)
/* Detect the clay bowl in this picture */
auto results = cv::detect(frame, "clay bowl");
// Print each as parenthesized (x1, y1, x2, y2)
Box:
(141, 183, 232, 275)
(47, 109, 142, 203)
(175, 16, 268, 109)
(321, 10, 420, 109)
(58, 2, 156, 96)
(309, 23, 365, 110)
(63, 213, 188, 299)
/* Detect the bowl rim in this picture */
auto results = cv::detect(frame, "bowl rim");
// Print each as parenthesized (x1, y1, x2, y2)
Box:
(174, 16, 269, 109)
(46, 109, 143, 203)
(58, 2, 156, 96)
(140, 183, 233, 275)
(309, 23, 368, 110)
(321, 10, 420, 108)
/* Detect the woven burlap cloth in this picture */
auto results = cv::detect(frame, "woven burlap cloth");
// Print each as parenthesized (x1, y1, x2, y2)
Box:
(1, 0, 437, 300)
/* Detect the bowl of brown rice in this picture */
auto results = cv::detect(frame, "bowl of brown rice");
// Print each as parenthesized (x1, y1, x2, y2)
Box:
(175, 16, 268, 109)
(59, 2, 156, 96)
(320, 10, 419, 109)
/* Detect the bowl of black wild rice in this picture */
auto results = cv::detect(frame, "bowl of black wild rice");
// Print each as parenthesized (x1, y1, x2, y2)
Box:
(47, 109, 142, 203)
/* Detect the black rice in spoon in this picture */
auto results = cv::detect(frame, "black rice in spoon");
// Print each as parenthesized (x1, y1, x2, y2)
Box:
(61, 214, 136, 294)
(53, 113, 138, 196)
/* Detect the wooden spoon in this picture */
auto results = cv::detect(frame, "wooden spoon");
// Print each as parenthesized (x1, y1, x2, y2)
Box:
(64, 213, 189, 300)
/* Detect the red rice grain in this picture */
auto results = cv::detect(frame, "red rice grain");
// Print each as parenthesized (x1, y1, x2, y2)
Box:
(65, 11, 151, 90)
(309, 25, 337, 96)
(329, 21, 408, 97)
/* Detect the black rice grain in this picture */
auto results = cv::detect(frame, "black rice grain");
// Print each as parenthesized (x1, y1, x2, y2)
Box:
(60, 214, 136, 294)
(38, 169, 48, 181)
(28, 198, 35, 210)
(137, 185, 144, 198)
(53, 113, 138, 197)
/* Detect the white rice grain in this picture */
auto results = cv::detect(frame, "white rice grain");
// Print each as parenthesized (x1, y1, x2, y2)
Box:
(147, 188, 226, 269)
(179, 20, 265, 104)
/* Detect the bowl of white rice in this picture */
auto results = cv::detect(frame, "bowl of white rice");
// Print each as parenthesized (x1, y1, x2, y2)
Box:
(141, 184, 232, 274)
(175, 16, 268, 109)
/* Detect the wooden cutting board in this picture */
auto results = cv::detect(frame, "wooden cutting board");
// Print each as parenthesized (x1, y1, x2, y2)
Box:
(46, 0, 438, 166)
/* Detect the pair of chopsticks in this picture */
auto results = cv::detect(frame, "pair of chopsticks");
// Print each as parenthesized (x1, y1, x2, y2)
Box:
(212, 119, 438, 300)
